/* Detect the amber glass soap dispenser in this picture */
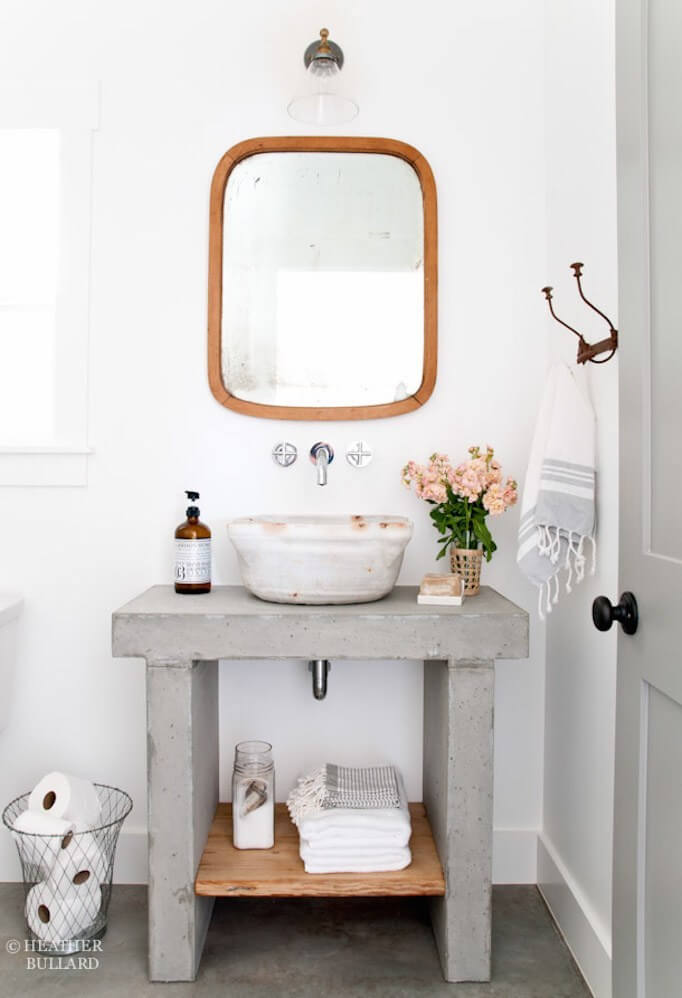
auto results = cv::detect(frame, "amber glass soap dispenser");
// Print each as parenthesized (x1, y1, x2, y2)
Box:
(174, 491, 211, 594)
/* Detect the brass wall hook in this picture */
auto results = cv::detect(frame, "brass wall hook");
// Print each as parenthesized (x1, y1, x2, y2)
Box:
(542, 262, 618, 364)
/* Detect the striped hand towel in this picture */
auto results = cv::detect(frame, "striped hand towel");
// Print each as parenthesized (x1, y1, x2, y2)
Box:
(287, 764, 401, 824)
(517, 364, 596, 618)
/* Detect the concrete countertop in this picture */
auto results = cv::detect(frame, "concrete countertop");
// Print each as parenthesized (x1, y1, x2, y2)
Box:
(112, 585, 529, 663)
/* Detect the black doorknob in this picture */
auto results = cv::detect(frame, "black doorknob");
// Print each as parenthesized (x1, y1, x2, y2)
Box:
(592, 592, 638, 635)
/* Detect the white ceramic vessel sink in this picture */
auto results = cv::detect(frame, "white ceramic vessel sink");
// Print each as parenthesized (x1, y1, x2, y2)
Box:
(228, 514, 413, 605)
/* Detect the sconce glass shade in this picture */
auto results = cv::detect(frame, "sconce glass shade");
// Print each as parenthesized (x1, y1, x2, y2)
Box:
(288, 29, 358, 125)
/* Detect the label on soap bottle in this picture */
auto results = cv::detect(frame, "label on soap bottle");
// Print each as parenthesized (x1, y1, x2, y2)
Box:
(174, 539, 211, 584)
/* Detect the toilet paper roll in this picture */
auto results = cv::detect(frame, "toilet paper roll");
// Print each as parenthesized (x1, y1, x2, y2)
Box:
(11, 811, 75, 880)
(25, 881, 102, 946)
(28, 772, 101, 828)
(48, 832, 109, 889)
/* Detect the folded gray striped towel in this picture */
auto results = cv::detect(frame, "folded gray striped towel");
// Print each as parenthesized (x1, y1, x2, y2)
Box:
(287, 764, 401, 823)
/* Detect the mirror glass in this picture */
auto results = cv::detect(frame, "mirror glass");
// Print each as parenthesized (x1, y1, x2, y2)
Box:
(221, 152, 425, 408)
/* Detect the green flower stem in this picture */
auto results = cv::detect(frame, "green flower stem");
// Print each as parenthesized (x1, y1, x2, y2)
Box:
(428, 491, 497, 562)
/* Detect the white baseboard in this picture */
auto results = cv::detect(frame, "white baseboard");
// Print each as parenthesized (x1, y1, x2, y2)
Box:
(1, 825, 540, 886)
(537, 832, 612, 998)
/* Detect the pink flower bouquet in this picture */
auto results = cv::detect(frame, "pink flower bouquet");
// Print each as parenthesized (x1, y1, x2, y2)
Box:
(402, 446, 518, 562)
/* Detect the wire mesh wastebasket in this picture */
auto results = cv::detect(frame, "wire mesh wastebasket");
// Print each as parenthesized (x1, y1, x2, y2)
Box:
(2, 784, 132, 953)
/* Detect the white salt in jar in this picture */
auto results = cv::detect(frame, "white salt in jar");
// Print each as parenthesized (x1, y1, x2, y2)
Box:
(232, 741, 275, 849)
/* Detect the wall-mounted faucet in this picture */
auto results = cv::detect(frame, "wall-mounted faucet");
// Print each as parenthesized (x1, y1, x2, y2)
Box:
(310, 442, 334, 486)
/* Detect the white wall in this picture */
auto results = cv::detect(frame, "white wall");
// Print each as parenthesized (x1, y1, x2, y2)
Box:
(540, 3, 618, 997)
(0, 0, 547, 886)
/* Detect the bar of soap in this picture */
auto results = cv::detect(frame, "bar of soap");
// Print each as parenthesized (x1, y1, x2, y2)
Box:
(417, 574, 464, 606)
(419, 573, 463, 596)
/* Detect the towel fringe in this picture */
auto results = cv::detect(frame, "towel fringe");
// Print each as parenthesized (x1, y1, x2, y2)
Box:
(537, 525, 546, 555)
(533, 525, 595, 617)
(287, 766, 328, 825)
(565, 531, 574, 593)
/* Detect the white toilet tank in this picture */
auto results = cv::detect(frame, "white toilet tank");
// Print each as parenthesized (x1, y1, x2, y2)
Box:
(0, 594, 22, 732)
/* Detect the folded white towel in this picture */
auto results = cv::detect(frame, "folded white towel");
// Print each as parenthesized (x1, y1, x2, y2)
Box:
(300, 843, 412, 875)
(299, 826, 411, 849)
(300, 836, 410, 858)
(298, 810, 411, 846)
(289, 765, 413, 873)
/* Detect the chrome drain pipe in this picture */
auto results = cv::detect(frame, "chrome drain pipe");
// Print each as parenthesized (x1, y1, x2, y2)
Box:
(309, 659, 331, 700)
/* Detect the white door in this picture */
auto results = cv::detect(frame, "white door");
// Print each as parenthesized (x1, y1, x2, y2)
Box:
(612, 1, 682, 995)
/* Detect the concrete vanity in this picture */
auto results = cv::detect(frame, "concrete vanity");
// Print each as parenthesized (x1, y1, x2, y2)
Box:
(112, 585, 528, 984)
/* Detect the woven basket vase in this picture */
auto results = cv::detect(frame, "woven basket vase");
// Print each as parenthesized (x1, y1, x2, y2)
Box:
(450, 547, 483, 596)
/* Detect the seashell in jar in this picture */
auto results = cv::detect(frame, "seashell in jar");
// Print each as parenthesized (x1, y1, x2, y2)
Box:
(240, 779, 268, 817)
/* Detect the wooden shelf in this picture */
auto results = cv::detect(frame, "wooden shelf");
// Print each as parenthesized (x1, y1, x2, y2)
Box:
(195, 803, 445, 898)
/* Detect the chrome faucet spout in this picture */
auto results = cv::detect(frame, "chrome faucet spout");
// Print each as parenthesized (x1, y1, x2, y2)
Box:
(310, 442, 334, 486)
(309, 659, 331, 699)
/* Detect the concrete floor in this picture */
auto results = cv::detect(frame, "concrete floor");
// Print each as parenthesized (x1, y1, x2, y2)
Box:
(0, 884, 591, 997)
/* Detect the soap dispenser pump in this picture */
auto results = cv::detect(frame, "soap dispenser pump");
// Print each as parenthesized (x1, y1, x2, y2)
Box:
(174, 491, 211, 595)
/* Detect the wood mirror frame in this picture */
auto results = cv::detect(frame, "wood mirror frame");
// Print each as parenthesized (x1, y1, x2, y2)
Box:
(207, 136, 437, 420)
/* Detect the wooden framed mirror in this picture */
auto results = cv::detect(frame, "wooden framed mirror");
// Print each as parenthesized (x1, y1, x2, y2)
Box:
(208, 137, 437, 420)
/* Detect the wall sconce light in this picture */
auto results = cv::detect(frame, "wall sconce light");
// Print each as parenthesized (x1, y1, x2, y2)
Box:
(287, 28, 359, 126)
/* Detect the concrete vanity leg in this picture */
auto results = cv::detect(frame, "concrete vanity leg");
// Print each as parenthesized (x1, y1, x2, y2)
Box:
(145, 658, 219, 981)
(423, 658, 495, 983)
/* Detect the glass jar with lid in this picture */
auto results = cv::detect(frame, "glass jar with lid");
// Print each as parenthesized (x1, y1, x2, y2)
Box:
(232, 740, 275, 849)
